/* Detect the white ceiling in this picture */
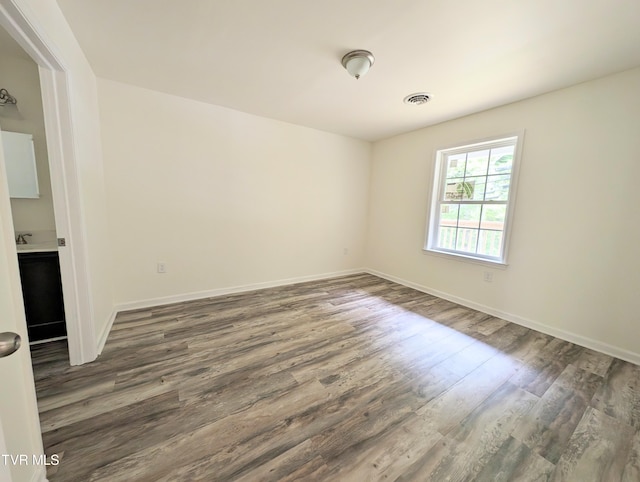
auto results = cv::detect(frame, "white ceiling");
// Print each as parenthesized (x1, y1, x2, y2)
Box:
(56, 0, 640, 141)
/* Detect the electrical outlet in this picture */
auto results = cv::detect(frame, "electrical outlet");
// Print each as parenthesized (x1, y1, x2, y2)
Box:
(157, 262, 167, 274)
(483, 271, 493, 283)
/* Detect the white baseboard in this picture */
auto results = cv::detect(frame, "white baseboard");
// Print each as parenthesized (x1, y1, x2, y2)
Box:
(114, 268, 365, 313)
(365, 268, 640, 366)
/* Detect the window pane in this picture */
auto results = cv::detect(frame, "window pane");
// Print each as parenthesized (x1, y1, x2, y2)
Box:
(477, 230, 503, 257)
(488, 146, 514, 175)
(444, 179, 473, 201)
(455, 228, 478, 253)
(465, 149, 489, 176)
(459, 204, 481, 229)
(485, 175, 510, 201)
(480, 204, 506, 230)
(465, 176, 487, 201)
(446, 154, 466, 178)
(439, 204, 459, 227)
(438, 227, 457, 250)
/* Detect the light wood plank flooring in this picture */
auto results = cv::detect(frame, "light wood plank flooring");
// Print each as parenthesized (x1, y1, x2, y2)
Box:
(30, 274, 640, 481)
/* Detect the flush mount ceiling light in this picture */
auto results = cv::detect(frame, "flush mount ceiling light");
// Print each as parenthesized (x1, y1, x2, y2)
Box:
(404, 92, 432, 105)
(341, 50, 375, 80)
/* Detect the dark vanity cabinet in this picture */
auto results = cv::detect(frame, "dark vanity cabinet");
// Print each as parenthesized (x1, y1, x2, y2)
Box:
(17, 251, 67, 342)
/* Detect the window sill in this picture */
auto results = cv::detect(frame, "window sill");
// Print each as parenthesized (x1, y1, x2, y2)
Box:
(422, 248, 508, 269)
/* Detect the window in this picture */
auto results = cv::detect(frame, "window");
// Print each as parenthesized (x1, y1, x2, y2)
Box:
(425, 133, 523, 265)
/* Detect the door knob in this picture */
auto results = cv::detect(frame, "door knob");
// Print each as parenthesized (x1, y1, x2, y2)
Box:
(0, 332, 21, 358)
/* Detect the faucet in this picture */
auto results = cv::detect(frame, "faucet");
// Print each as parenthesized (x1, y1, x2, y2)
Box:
(16, 233, 32, 245)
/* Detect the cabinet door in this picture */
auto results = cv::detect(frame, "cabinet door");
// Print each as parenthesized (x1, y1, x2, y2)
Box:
(18, 252, 66, 342)
(1, 131, 39, 199)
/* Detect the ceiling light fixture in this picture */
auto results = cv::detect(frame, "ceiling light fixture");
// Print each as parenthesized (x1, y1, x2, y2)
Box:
(341, 50, 375, 80)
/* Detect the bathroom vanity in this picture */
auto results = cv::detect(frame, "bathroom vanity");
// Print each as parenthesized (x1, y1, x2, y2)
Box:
(17, 242, 66, 343)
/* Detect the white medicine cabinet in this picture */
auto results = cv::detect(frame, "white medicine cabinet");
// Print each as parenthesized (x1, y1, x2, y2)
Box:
(2, 130, 40, 199)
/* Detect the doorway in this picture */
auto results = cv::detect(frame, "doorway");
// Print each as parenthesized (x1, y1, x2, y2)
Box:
(0, 3, 97, 367)
(0, 3, 103, 479)
(0, 28, 68, 348)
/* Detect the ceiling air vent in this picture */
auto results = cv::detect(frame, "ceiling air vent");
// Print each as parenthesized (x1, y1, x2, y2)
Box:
(404, 92, 432, 105)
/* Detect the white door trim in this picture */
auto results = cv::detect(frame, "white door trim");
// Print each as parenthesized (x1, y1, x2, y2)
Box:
(0, 0, 96, 364)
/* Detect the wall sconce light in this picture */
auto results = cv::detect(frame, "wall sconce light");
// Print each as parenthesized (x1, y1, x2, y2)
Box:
(341, 50, 375, 80)
(0, 88, 17, 106)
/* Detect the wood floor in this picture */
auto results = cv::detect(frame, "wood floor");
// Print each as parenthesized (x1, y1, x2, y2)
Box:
(30, 274, 640, 481)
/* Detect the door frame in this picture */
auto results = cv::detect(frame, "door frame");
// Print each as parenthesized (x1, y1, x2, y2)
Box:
(0, 0, 96, 365)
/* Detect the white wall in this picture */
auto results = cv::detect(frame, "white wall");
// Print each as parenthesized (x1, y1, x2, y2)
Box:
(367, 67, 640, 362)
(0, 54, 55, 234)
(98, 79, 371, 306)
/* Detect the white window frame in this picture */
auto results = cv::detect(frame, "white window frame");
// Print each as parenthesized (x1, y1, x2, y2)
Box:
(424, 131, 524, 266)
